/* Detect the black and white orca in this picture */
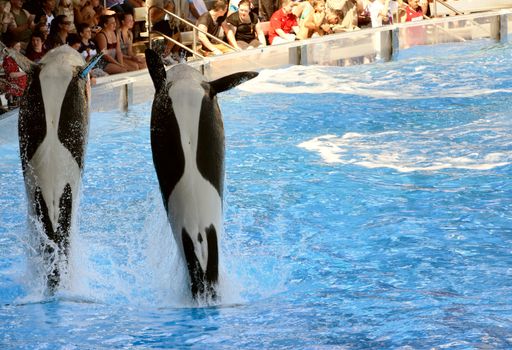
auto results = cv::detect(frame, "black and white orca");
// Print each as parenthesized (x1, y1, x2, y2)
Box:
(145, 49, 258, 300)
(16, 45, 100, 293)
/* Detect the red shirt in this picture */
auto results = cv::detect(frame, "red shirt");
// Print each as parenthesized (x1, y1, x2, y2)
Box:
(405, 6, 423, 22)
(2, 56, 27, 97)
(268, 9, 297, 44)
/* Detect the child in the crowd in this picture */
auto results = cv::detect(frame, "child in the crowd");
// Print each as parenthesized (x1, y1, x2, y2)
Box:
(1, 34, 28, 107)
(25, 31, 46, 62)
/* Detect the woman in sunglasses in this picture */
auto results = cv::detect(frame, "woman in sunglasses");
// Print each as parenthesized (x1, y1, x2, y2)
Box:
(44, 14, 72, 50)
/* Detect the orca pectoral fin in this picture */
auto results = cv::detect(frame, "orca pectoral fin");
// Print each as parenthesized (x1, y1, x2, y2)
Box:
(210, 71, 259, 95)
(79, 52, 104, 79)
(145, 49, 167, 92)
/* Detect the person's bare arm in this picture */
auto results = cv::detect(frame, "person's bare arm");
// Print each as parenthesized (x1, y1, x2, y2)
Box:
(225, 23, 240, 50)
(255, 21, 266, 46)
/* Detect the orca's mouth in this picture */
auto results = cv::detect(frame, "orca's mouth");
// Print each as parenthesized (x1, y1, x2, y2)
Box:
(182, 225, 219, 299)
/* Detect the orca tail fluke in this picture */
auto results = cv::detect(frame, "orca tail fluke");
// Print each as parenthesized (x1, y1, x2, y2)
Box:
(33, 185, 73, 294)
(182, 226, 219, 301)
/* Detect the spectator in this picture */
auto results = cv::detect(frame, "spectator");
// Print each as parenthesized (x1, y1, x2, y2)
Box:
(268, 0, 297, 45)
(76, 22, 109, 76)
(356, 0, 372, 28)
(2, 0, 36, 49)
(1, 34, 27, 107)
(297, 0, 328, 39)
(226, 0, 266, 50)
(295, 0, 313, 39)
(399, 0, 426, 22)
(258, 0, 277, 21)
(45, 14, 72, 50)
(196, 0, 231, 55)
(75, 0, 111, 31)
(56, 0, 76, 32)
(399, 0, 427, 47)
(228, 0, 257, 17)
(34, 0, 56, 30)
(67, 31, 81, 47)
(322, 11, 346, 33)
(33, 21, 49, 41)
(146, 0, 181, 61)
(106, 0, 134, 15)
(325, 0, 358, 30)
(25, 30, 46, 61)
(95, 14, 130, 73)
(370, 0, 397, 27)
(118, 12, 146, 69)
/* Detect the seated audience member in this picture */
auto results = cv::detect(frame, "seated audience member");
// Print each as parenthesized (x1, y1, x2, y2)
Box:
(226, 0, 266, 50)
(268, 0, 297, 45)
(76, 22, 108, 76)
(118, 12, 146, 69)
(66, 32, 81, 48)
(95, 14, 131, 73)
(227, 0, 257, 17)
(258, 0, 277, 21)
(33, 21, 49, 41)
(3, 0, 36, 49)
(56, 0, 76, 32)
(106, 0, 133, 14)
(75, 0, 111, 31)
(369, 0, 397, 27)
(34, 0, 56, 30)
(196, 0, 231, 55)
(25, 30, 46, 61)
(1, 34, 27, 107)
(297, 0, 327, 39)
(356, 0, 372, 28)
(399, 0, 426, 22)
(399, 0, 427, 47)
(295, 0, 312, 35)
(325, 0, 358, 31)
(322, 12, 342, 33)
(44, 14, 72, 50)
(146, 0, 181, 60)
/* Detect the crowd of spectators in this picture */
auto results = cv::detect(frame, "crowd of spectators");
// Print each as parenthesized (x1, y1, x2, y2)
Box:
(0, 0, 151, 107)
(0, 0, 432, 108)
(151, 0, 432, 58)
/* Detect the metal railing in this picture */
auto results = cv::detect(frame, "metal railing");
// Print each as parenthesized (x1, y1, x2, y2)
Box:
(147, 6, 237, 60)
(432, 0, 464, 16)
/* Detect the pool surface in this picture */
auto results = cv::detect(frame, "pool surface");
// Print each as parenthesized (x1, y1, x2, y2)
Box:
(1, 40, 512, 349)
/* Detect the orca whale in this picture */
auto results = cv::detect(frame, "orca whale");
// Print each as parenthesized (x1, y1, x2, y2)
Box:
(145, 49, 258, 300)
(16, 45, 99, 293)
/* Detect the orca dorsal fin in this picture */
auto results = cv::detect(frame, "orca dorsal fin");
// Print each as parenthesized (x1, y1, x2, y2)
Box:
(145, 49, 167, 92)
(210, 71, 258, 95)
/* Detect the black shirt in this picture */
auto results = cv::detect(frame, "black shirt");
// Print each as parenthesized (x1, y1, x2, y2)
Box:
(227, 11, 258, 43)
(196, 12, 227, 38)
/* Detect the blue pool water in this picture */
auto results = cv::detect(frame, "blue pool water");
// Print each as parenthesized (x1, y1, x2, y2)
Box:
(1, 40, 512, 349)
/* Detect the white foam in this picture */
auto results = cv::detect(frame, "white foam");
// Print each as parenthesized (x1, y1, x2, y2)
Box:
(299, 118, 512, 172)
(239, 65, 512, 99)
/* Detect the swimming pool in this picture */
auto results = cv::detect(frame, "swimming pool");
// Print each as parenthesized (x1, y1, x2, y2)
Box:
(1, 39, 511, 348)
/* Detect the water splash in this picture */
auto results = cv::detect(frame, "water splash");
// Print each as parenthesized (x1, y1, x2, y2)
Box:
(299, 117, 512, 172)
